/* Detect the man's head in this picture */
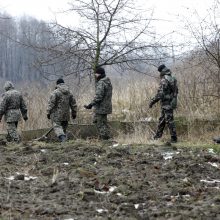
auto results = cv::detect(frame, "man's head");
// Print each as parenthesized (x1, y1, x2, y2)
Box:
(158, 64, 170, 77)
(95, 67, 106, 80)
(4, 81, 14, 91)
(56, 78, 64, 85)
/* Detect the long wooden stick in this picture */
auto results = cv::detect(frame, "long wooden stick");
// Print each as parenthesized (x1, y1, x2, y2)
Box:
(34, 127, 54, 141)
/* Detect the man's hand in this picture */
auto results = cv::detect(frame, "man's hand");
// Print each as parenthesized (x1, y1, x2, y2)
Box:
(72, 112, 77, 119)
(47, 114, 51, 119)
(84, 103, 93, 109)
(23, 116, 28, 121)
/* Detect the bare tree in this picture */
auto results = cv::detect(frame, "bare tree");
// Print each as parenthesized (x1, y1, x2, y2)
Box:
(32, 0, 164, 80)
(182, 0, 220, 112)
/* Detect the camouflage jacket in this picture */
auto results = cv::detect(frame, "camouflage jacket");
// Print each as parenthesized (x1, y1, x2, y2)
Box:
(91, 77, 112, 114)
(0, 81, 28, 122)
(150, 72, 178, 110)
(47, 83, 77, 122)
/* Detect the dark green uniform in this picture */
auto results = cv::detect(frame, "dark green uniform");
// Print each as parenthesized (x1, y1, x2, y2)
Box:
(84, 67, 113, 140)
(149, 66, 178, 142)
(47, 82, 77, 141)
(91, 76, 112, 140)
(0, 81, 28, 143)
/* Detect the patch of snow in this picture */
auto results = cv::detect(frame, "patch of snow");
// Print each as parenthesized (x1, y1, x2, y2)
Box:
(94, 190, 109, 194)
(109, 186, 117, 192)
(5, 176, 15, 181)
(162, 152, 174, 160)
(200, 179, 220, 184)
(117, 193, 122, 196)
(162, 151, 180, 160)
(182, 177, 189, 182)
(6, 174, 37, 181)
(183, 194, 191, 200)
(146, 117, 152, 122)
(208, 148, 215, 154)
(24, 176, 38, 181)
(208, 162, 219, 168)
(96, 208, 108, 213)
(94, 186, 117, 194)
(134, 204, 139, 209)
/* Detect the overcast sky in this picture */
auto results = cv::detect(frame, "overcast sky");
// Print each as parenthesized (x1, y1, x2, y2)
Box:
(0, 0, 215, 45)
(1, 0, 212, 22)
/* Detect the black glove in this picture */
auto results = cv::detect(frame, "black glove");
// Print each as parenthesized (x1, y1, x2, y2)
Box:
(23, 116, 28, 121)
(72, 112, 77, 119)
(47, 114, 51, 119)
(149, 102, 154, 109)
(84, 103, 93, 109)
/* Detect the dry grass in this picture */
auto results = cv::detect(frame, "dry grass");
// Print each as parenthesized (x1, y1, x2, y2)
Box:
(0, 72, 220, 143)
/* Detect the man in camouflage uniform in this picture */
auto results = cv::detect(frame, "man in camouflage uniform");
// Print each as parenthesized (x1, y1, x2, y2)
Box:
(84, 67, 113, 140)
(0, 81, 28, 143)
(149, 64, 178, 143)
(47, 78, 77, 142)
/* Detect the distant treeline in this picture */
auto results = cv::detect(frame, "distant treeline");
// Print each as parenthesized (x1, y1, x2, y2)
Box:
(0, 13, 63, 83)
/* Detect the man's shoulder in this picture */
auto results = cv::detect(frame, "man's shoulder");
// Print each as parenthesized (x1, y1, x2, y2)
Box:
(51, 88, 61, 95)
(164, 74, 177, 82)
(5, 89, 20, 96)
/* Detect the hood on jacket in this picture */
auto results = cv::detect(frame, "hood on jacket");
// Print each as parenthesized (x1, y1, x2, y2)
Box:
(56, 83, 70, 95)
(160, 68, 171, 77)
(4, 81, 14, 91)
(99, 77, 112, 86)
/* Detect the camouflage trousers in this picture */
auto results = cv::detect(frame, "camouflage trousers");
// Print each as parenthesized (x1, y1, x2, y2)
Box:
(155, 109, 177, 138)
(52, 121, 68, 138)
(93, 114, 110, 140)
(6, 121, 21, 143)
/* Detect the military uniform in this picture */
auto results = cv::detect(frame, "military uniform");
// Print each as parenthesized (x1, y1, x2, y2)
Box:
(85, 67, 112, 140)
(0, 81, 28, 143)
(47, 79, 77, 142)
(149, 65, 178, 142)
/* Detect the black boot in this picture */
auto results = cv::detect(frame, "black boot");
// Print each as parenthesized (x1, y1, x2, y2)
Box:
(153, 134, 162, 140)
(171, 136, 177, 143)
(213, 137, 220, 143)
(58, 135, 66, 142)
(100, 135, 110, 140)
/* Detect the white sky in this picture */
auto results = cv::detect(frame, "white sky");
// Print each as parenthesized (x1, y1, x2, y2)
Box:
(1, 0, 212, 24)
(0, 0, 215, 47)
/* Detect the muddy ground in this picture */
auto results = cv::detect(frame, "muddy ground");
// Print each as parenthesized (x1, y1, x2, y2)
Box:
(0, 140, 220, 220)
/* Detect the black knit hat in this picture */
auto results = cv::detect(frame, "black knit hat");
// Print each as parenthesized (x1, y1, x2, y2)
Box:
(158, 64, 166, 72)
(95, 67, 105, 75)
(56, 78, 64, 85)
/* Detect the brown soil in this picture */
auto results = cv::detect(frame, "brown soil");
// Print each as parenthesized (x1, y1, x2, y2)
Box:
(0, 140, 220, 220)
